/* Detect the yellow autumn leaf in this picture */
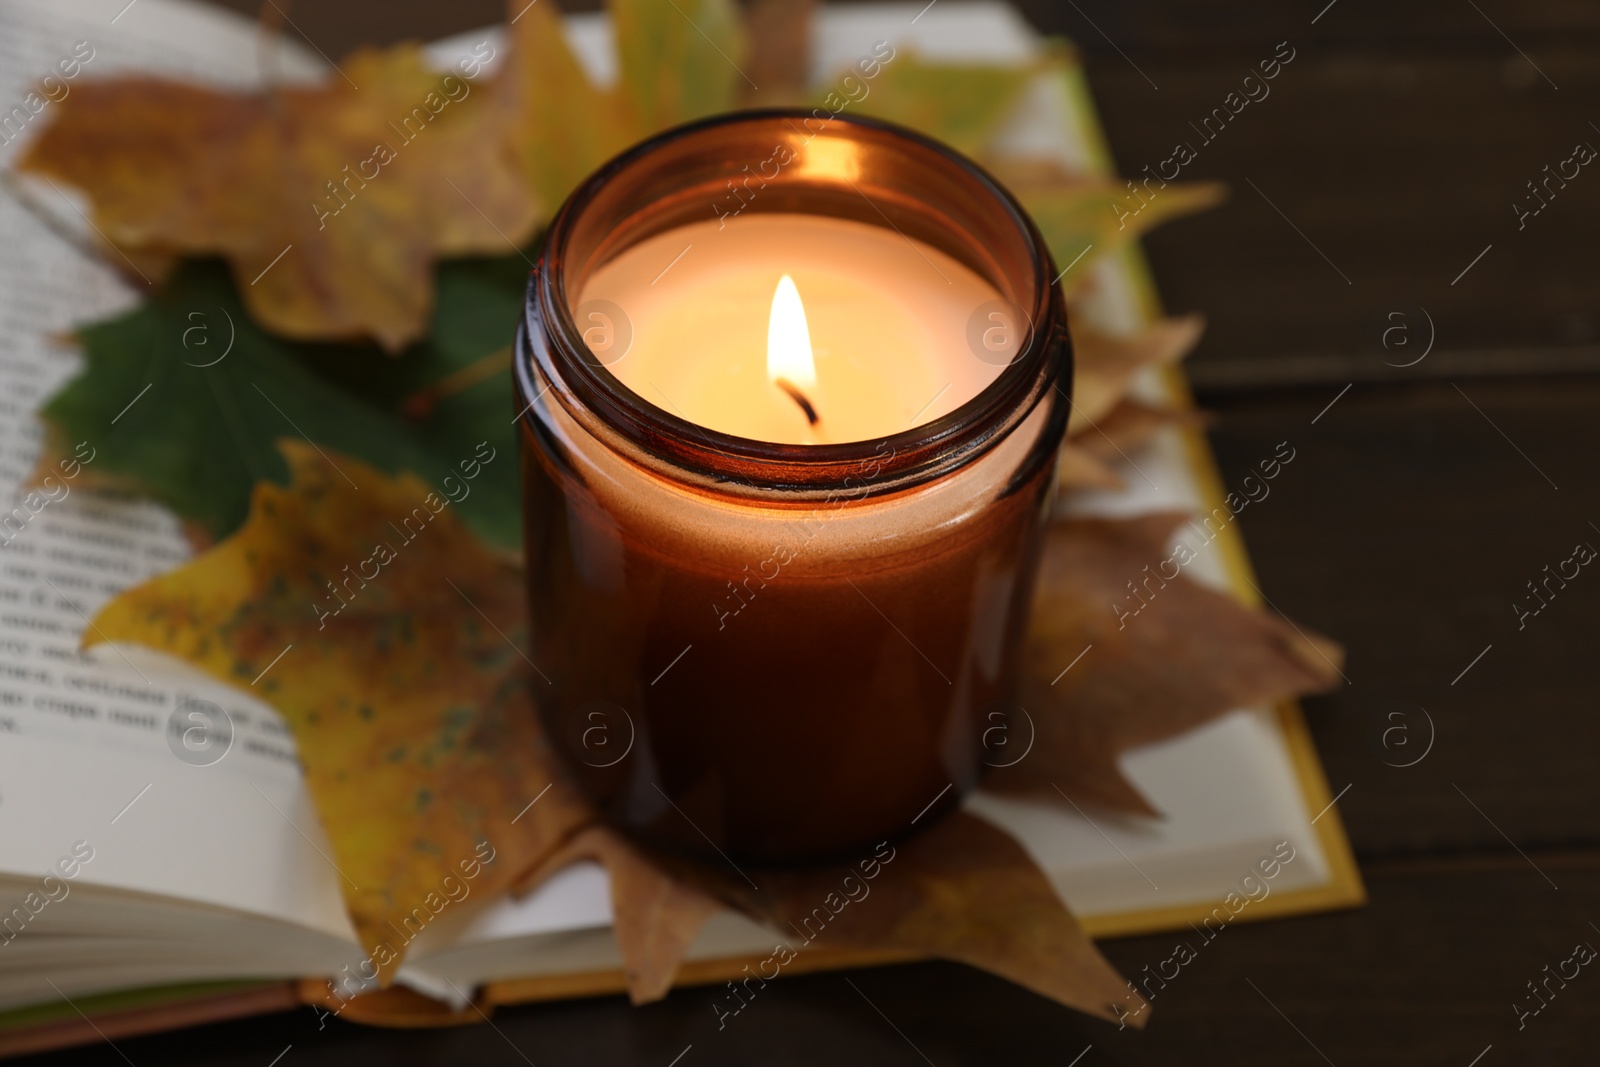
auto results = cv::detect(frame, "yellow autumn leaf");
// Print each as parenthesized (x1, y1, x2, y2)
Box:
(849, 48, 1051, 157)
(86, 440, 592, 983)
(503, 0, 643, 213)
(613, 0, 747, 129)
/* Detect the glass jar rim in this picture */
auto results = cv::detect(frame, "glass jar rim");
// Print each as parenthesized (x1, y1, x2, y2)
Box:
(518, 108, 1070, 500)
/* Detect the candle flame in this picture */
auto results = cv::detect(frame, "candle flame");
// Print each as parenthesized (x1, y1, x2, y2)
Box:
(766, 274, 816, 390)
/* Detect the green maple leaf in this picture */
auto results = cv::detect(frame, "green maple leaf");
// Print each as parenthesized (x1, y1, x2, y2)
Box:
(44, 257, 526, 549)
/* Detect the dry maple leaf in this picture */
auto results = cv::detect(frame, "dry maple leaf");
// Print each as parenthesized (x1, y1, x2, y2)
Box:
(1069, 315, 1205, 433)
(1053, 314, 1206, 493)
(14, 0, 758, 348)
(997, 160, 1226, 296)
(1054, 440, 1124, 492)
(1075, 399, 1206, 466)
(614, 0, 745, 129)
(853, 48, 1049, 158)
(504, 0, 748, 209)
(517, 824, 724, 1004)
(85, 440, 592, 983)
(502, 0, 643, 215)
(993, 512, 1345, 814)
(1056, 400, 1208, 494)
(678, 811, 1146, 1026)
(18, 48, 537, 350)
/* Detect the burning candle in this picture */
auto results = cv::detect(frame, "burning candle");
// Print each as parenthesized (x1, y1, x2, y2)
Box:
(517, 112, 1071, 863)
(580, 215, 1014, 444)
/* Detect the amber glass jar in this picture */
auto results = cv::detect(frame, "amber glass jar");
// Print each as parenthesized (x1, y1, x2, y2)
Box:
(515, 111, 1071, 864)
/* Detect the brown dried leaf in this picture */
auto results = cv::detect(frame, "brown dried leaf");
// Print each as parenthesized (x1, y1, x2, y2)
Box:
(1072, 399, 1205, 466)
(516, 824, 723, 1005)
(18, 49, 539, 350)
(1054, 440, 1123, 492)
(1057, 401, 1207, 494)
(695, 811, 1145, 1025)
(991, 513, 1345, 813)
(1069, 315, 1204, 433)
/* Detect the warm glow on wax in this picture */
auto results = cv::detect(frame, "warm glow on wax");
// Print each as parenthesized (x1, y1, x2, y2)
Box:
(581, 215, 1011, 443)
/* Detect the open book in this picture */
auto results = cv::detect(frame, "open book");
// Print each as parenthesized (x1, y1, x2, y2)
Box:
(0, 0, 1362, 1053)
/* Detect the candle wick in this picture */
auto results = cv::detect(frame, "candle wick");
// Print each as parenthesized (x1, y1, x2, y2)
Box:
(775, 378, 820, 427)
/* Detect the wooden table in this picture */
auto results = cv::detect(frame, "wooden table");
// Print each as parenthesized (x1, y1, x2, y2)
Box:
(27, 1, 1597, 1063)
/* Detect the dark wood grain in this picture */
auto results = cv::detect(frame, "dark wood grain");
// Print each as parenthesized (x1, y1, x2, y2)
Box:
(1085, 48, 1600, 379)
(1207, 378, 1600, 858)
(21, 1, 1590, 1064)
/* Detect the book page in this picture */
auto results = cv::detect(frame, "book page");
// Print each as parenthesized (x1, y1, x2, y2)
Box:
(0, 0, 356, 939)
